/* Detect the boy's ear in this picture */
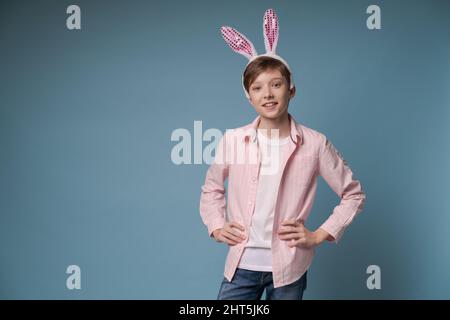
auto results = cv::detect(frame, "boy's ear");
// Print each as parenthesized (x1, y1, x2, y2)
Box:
(289, 86, 296, 99)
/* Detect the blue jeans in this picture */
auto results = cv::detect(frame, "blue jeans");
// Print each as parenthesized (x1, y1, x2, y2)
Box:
(217, 268, 307, 300)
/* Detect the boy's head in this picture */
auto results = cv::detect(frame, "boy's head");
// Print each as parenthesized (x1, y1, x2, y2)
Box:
(244, 56, 296, 120)
(243, 56, 293, 95)
(220, 8, 296, 119)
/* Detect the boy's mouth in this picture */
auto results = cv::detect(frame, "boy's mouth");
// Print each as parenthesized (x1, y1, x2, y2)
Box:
(262, 102, 278, 108)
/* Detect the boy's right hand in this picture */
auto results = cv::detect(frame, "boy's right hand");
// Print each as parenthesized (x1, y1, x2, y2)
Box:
(212, 222, 246, 246)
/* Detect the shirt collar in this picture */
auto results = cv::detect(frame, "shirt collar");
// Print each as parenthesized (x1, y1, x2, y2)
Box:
(242, 113, 303, 145)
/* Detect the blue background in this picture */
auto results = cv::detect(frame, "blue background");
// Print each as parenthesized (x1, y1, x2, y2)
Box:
(1, 0, 449, 299)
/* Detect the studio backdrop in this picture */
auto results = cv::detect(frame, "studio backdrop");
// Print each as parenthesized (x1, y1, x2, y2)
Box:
(1, 0, 449, 299)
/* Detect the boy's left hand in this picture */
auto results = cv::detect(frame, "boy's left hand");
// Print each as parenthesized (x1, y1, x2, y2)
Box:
(278, 219, 327, 249)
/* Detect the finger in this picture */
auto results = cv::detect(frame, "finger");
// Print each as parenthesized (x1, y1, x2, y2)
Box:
(290, 233, 310, 246)
(229, 222, 245, 231)
(226, 240, 238, 246)
(221, 234, 239, 245)
(223, 230, 244, 242)
(223, 230, 243, 242)
(231, 228, 247, 239)
(288, 239, 299, 248)
(278, 226, 298, 234)
(226, 239, 239, 246)
(279, 233, 300, 241)
(224, 226, 246, 240)
(288, 237, 307, 248)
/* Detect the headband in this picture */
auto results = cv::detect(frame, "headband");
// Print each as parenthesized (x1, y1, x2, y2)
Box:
(220, 8, 295, 99)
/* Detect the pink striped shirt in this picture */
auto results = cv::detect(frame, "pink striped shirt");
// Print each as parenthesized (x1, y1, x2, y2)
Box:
(199, 113, 366, 288)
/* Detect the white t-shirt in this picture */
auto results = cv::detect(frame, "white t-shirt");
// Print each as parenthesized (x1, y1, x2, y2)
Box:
(238, 130, 290, 272)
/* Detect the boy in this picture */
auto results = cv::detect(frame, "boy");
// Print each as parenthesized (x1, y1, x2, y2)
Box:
(199, 9, 365, 300)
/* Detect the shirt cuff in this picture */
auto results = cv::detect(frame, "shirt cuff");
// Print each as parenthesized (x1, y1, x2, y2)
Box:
(319, 219, 345, 244)
(207, 218, 226, 238)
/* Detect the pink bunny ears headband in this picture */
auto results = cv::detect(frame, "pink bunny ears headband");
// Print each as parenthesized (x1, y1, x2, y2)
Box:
(220, 8, 295, 99)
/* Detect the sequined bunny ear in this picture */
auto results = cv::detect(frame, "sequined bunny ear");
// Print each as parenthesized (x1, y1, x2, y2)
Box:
(220, 26, 258, 60)
(263, 8, 279, 54)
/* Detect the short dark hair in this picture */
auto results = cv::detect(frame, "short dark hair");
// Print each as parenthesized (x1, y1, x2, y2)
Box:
(243, 56, 292, 93)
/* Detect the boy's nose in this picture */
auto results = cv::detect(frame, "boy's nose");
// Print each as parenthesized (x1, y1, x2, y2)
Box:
(264, 90, 274, 99)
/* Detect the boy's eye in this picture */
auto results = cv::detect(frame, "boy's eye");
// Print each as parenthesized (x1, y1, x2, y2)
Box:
(251, 82, 282, 91)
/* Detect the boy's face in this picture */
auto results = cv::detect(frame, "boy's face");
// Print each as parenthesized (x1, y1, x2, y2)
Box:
(247, 68, 295, 121)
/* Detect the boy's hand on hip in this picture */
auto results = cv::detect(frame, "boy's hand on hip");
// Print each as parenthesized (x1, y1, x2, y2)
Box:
(212, 222, 246, 246)
(278, 219, 328, 249)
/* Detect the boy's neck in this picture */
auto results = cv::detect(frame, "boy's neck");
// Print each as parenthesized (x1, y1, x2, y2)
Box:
(257, 112, 291, 139)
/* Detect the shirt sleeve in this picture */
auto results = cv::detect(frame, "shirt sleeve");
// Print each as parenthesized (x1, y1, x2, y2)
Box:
(318, 135, 366, 243)
(199, 132, 229, 237)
